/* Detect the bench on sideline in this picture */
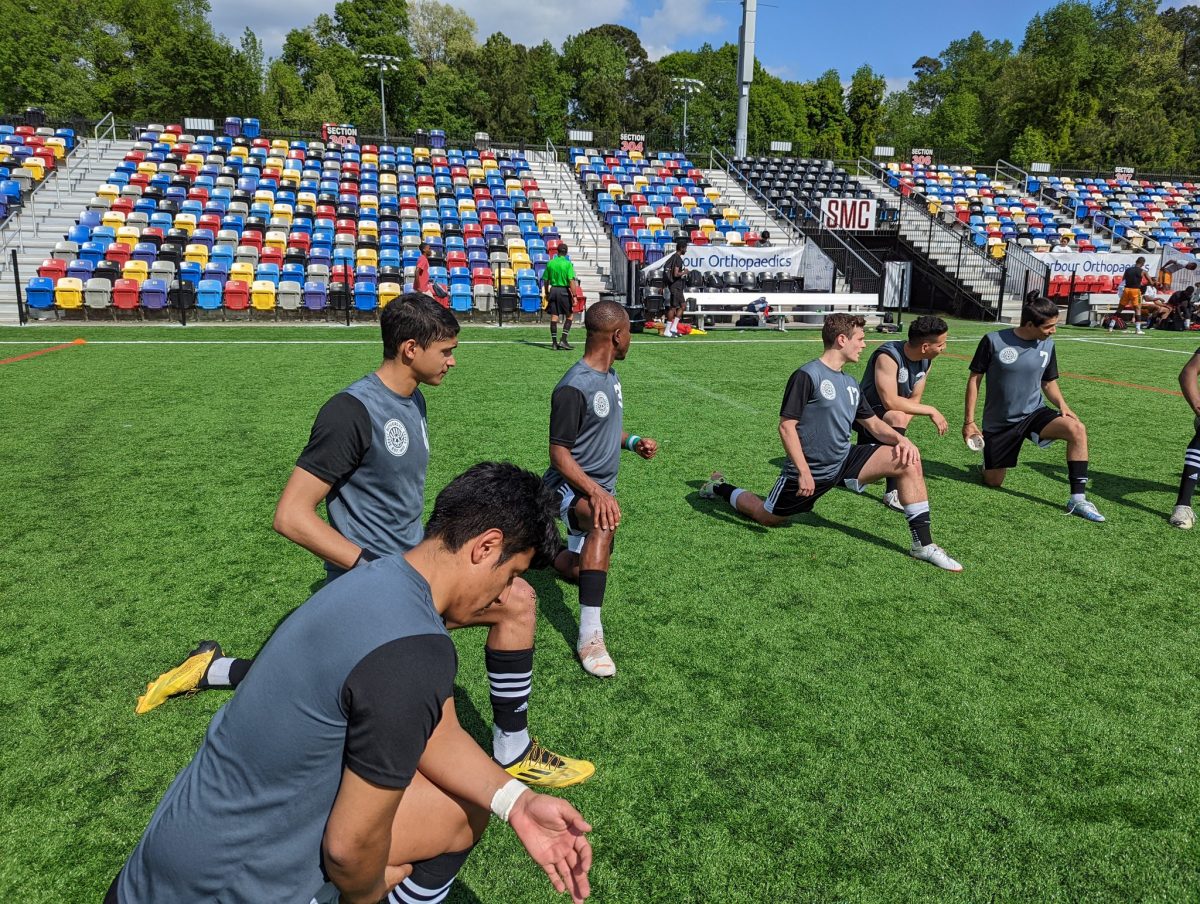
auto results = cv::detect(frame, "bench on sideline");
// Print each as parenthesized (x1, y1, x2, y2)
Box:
(682, 292, 881, 330)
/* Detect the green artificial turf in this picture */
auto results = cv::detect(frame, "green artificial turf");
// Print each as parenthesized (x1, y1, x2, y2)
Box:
(0, 320, 1197, 903)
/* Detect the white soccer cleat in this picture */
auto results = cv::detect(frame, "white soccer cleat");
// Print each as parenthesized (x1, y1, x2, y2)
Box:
(1169, 504, 1196, 529)
(882, 490, 903, 512)
(910, 542, 963, 572)
(577, 631, 616, 678)
(699, 471, 725, 499)
(1065, 499, 1106, 522)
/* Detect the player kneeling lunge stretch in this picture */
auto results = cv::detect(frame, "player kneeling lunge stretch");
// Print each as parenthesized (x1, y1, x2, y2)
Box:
(137, 294, 592, 789)
(701, 313, 963, 572)
(108, 464, 592, 904)
(963, 295, 1105, 523)
(544, 301, 658, 677)
(855, 315, 951, 511)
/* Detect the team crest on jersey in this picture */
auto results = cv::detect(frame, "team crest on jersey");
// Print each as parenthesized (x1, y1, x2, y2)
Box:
(819, 379, 837, 400)
(999, 347, 1020, 365)
(384, 418, 410, 456)
(897, 367, 910, 384)
(593, 391, 611, 418)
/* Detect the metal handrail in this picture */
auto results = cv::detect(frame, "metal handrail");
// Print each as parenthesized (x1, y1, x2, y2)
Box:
(94, 112, 115, 145)
(708, 147, 803, 245)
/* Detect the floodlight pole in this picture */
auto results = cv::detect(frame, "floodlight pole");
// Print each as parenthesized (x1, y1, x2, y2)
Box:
(362, 54, 403, 143)
(379, 68, 388, 142)
(734, 0, 757, 158)
(671, 78, 704, 154)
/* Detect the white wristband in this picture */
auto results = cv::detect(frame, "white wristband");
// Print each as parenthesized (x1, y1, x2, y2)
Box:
(490, 778, 527, 823)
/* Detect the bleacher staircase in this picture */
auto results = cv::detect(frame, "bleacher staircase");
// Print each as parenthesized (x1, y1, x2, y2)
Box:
(528, 151, 610, 300)
(0, 137, 134, 324)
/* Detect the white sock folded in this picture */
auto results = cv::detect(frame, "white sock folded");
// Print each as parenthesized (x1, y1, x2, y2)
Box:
(578, 605, 603, 640)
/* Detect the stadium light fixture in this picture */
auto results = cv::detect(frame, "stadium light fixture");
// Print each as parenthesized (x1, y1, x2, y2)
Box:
(362, 53, 404, 142)
(671, 78, 705, 152)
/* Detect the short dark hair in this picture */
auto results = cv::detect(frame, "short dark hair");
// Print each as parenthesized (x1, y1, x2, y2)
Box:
(557, 243, 569, 255)
(908, 315, 948, 344)
(584, 300, 629, 333)
(381, 293, 460, 359)
(1020, 295, 1059, 326)
(425, 462, 560, 569)
(675, 238, 688, 251)
(822, 313, 866, 348)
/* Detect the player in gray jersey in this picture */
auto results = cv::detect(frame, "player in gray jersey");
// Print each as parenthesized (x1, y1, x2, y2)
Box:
(964, 295, 1105, 522)
(855, 316, 950, 511)
(544, 301, 659, 676)
(109, 464, 593, 904)
(1168, 347, 1200, 528)
(137, 295, 593, 788)
(702, 313, 963, 571)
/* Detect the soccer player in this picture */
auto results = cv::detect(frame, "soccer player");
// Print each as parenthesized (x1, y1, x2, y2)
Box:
(1117, 256, 1149, 334)
(107, 464, 593, 904)
(963, 295, 1105, 522)
(661, 238, 688, 338)
(138, 295, 592, 788)
(701, 313, 963, 572)
(855, 315, 951, 511)
(544, 301, 658, 677)
(1169, 347, 1200, 529)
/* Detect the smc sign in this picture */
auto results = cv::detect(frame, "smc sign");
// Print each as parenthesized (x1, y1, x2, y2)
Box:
(820, 198, 878, 231)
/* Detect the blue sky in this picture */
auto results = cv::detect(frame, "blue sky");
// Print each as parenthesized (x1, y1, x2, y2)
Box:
(208, 0, 1179, 92)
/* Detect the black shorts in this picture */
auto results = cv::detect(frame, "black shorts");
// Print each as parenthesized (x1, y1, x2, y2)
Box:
(982, 406, 1061, 470)
(764, 444, 879, 517)
(546, 286, 572, 317)
(666, 285, 685, 310)
(105, 873, 121, 903)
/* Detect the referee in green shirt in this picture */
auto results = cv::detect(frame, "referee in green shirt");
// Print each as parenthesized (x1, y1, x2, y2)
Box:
(542, 244, 580, 350)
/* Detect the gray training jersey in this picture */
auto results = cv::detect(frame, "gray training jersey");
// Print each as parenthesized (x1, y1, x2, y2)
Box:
(780, 358, 874, 482)
(296, 373, 430, 575)
(968, 329, 1059, 433)
(118, 556, 456, 903)
(860, 340, 931, 414)
(543, 359, 624, 495)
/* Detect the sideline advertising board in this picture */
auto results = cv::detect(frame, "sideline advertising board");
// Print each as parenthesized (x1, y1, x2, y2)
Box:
(1033, 252, 1159, 278)
(641, 244, 805, 277)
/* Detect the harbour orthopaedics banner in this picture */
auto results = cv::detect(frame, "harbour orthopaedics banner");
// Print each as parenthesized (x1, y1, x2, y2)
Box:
(1033, 252, 1160, 278)
(641, 244, 805, 277)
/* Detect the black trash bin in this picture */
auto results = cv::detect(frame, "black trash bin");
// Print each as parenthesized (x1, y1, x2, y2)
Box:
(625, 303, 646, 333)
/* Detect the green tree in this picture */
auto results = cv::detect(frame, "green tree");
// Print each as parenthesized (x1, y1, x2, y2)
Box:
(408, 0, 477, 69)
(846, 64, 886, 156)
(806, 69, 850, 158)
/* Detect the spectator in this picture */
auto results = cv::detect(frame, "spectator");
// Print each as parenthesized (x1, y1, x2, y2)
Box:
(759, 230, 772, 248)
(1051, 235, 1073, 254)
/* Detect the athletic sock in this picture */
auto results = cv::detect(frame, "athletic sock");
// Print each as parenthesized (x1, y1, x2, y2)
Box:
(1067, 459, 1089, 501)
(1177, 436, 1200, 507)
(671, 317, 681, 333)
(903, 501, 933, 547)
(561, 320, 572, 337)
(550, 321, 558, 342)
(200, 656, 252, 689)
(390, 848, 472, 904)
(713, 482, 736, 502)
(485, 646, 533, 766)
(579, 570, 607, 639)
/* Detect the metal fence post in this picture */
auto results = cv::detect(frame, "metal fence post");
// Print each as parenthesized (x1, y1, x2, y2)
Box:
(996, 259, 1009, 322)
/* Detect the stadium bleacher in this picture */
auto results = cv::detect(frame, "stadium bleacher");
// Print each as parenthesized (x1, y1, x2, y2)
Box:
(884, 161, 1115, 257)
(731, 156, 887, 225)
(0, 124, 76, 227)
(572, 147, 755, 265)
(1040, 175, 1200, 253)
(32, 123, 558, 320)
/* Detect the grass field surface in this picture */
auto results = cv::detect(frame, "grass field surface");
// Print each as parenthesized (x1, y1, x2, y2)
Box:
(1, 319, 1197, 903)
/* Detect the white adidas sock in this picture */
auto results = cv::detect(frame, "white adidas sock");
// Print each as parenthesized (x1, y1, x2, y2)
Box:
(1069, 492, 1086, 504)
(204, 657, 236, 688)
(578, 605, 603, 641)
(492, 725, 531, 766)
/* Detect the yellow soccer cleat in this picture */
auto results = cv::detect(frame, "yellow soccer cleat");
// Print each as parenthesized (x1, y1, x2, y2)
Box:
(135, 641, 222, 715)
(503, 739, 595, 789)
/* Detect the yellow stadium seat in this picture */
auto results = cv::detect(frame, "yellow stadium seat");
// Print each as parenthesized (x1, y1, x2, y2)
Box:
(229, 146, 248, 160)
(698, 218, 716, 236)
(378, 282, 402, 307)
(101, 210, 126, 229)
(159, 132, 176, 146)
(355, 248, 378, 268)
(704, 187, 721, 204)
(359, 195, 379, 214)
(358, 220, 379, 240)
(173, 214, 197, 236)
(116, 226, 142, 249)
(230, 262, 254, 284)
(271, 203, 293, 225)
(421, 222, 442, 238)
(297, 191, 317, 207)
(251, 280, 277, 314)
(44, 138, 66, 160)
(185, 153, 205, 167)
(498, 266, 515, 287)
(97, 184, 120, 202)
(123, 261, 149, 285)
(265, 156, 285, 171)
(137, 161, 158, 177)
(55, 277, 84, 310)
(481, 158, 498, 171)
(253, 189, 274, 206)
(413, 146, 430, 160)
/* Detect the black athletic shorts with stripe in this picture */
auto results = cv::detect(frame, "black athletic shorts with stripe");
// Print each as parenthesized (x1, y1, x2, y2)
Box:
(546, 286, 572, 317)
(764, 444, 879, 517)
(982, 406, 1060, 470)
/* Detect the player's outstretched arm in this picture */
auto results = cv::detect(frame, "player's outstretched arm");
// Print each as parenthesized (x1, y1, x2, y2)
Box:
(419, 699, 593, 902)
(550, 443, 621, 530)
(778, 418, 816, 495)
(1041, 380, 1075, 419)
(875, 356, 947, 434)
(622, 432, 659, 460)
(274, 467, 364, 571)
(963, 373, 984, 442)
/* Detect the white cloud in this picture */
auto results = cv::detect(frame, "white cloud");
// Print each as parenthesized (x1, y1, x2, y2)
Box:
(453, 0, 632, 48)
(209, 0, 329, 59)
(637, 0, 729, 59)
